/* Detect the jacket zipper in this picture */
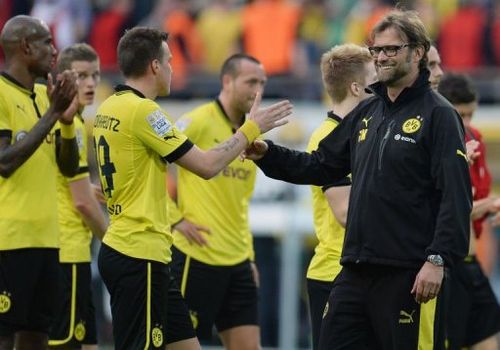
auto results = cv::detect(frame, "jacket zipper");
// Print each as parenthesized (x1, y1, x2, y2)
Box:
(378, 119, 395, 171)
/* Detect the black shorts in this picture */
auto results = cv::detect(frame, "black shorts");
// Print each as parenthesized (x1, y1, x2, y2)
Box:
(48, 262, 97, 347)
(307, 278, 333, 350)
(0, 248, 59, 335)
(446, 256, 500, 348)
(170, 247, 259, 341)
(319, 264, 446, 350)
(98, 244, 194, 350)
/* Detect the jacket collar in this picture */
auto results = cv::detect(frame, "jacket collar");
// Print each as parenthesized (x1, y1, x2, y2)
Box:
(369, 68, 431, 107)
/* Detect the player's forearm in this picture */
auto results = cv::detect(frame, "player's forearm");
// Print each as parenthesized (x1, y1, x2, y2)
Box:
(471, 196, 497, 219)
(75, 201, 108, 240)
(0, 111, 60, 178)
(199, 131, 249, 179)
(56, 123, 79, 177)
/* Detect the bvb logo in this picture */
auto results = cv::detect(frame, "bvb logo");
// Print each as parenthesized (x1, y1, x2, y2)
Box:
(322, 302, 329, 319)
(152, 327, 163, 348)
(402, 118, 422, 134)
(74, 322, 86, 341)
(0, 293, 11, 313)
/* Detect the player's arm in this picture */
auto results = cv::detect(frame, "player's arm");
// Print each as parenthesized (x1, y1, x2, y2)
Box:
(175, 94, 292, 179)
(69, 176, 108, 240)
(0, 72, 78, 178)
(471, 195, 498, 220)
(324, 185, 351, 228)
(167, 192, 211, 246)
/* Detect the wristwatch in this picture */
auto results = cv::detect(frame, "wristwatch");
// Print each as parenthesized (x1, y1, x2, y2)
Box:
(426, 254, 444, 267)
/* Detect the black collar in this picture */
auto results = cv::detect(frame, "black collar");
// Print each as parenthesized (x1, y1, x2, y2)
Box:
(327, 111, 343, 123)
(1, 72, 35, 97)
(215, 98, 245, 132)
(114, 84, 146, 98)
(369, 68, 431, 107)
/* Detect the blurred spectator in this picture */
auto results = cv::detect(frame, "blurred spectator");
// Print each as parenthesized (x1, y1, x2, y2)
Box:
(438, 0, 487, 70)
(138, 0, 174, 29)
(344, 0, 391, 44)
(299, 0, 328, 65)
(163, 0, 203, 91)
(31, 0, 92, 49)
(89, 0, 132, 71)
(242, 0, 302, 76)
(490, 1, 500, 65)
(196, 0, 242, 74)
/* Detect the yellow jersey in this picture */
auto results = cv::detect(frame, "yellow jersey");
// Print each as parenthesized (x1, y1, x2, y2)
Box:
(94, 85, 192, 263)
(306, 112, 350, 281)
(173, 100, 256, 265)
(0, 72, 59, 250)
(57, 114, 93, 262)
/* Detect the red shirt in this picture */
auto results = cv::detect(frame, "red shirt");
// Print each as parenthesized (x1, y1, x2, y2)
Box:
(466, 126, 492, 238)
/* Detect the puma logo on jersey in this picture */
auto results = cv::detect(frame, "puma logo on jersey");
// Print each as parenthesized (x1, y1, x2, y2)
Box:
(399, 309, 416, 324)
(457, 149, 468, 162)
(16, 104, 26, 113)
(361, 116, 373, 128)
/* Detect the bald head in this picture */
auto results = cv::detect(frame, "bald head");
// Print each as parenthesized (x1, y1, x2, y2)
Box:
(1, 15, 50, 56)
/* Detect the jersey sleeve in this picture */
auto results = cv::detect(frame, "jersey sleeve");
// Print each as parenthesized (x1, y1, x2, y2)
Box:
(0, 96, 12, 137)
(427, 106, 472, 267)
(67, 119, 90, 182)
(133, 100, 193, 162)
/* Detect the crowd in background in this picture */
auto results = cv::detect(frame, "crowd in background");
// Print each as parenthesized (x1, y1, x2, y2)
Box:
(1, 0, 500, 99)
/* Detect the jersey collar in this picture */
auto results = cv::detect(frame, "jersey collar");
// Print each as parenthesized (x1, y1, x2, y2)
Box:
(215, 99, 245, 133)
(1, 72, 35, 96)
(114, 84, 146, 98)
(327, 111, 342, 123)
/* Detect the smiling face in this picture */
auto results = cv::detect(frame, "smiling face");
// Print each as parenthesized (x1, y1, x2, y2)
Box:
(371, 27, 414, 87)
(71, 60, 100, 106)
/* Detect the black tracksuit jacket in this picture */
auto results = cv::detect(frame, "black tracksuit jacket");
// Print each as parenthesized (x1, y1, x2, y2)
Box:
(256, 70, 472, 269)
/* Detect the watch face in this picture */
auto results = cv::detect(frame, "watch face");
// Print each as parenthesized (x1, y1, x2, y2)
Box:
(428, 255, 444, 266)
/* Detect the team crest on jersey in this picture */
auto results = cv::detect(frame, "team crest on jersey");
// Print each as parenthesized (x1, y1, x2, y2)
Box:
(74, 321, 86, 341)
(14, 130, 28, 142)
(0, 291, 12, 313)
(175, 118, 192, 132)
(151, 326, 163, 347)
(146, 110, 172, 137)
(402, 116, 422, 134)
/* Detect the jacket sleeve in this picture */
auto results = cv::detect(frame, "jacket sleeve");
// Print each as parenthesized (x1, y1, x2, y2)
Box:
(426, 106, 472, 267)
(255, 115, 353, 186)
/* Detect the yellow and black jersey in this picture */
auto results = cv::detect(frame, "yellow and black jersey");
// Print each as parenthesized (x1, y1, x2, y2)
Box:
(306, 112, 350, 282)
(0, 72, 59, 250)
(57, 114, 93, 262)
(173, 100, 256, 265)
(94, 85, 192, 264)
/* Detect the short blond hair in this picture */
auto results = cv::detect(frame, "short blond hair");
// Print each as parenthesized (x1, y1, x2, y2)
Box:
(320, 44, 372, 103)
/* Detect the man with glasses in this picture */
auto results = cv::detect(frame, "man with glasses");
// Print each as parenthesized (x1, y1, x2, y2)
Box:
(245, 9, 471, 349)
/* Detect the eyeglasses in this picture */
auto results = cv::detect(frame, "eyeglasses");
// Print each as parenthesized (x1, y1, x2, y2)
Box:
(368, 44, 410, 57)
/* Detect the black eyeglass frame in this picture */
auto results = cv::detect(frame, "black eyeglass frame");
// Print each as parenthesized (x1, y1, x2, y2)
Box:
(368, 43, 411, 57)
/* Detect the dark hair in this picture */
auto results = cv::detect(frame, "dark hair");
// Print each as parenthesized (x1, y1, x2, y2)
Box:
(371, 9, 431, 70)
(219, 53, 261, 81)
(57, 43, 98, 73)
(117, 27, 169, 78)
(438, 73, 478, 104)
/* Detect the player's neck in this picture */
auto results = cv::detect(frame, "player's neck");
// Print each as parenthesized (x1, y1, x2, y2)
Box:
(218, 93, 244, 127)
(332, 96, 360, 119)
(4, 64, 36, 91)
(124, 78, 157, 100)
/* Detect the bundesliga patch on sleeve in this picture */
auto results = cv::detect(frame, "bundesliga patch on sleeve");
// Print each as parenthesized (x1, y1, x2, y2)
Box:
(146, 110, 172, 137)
